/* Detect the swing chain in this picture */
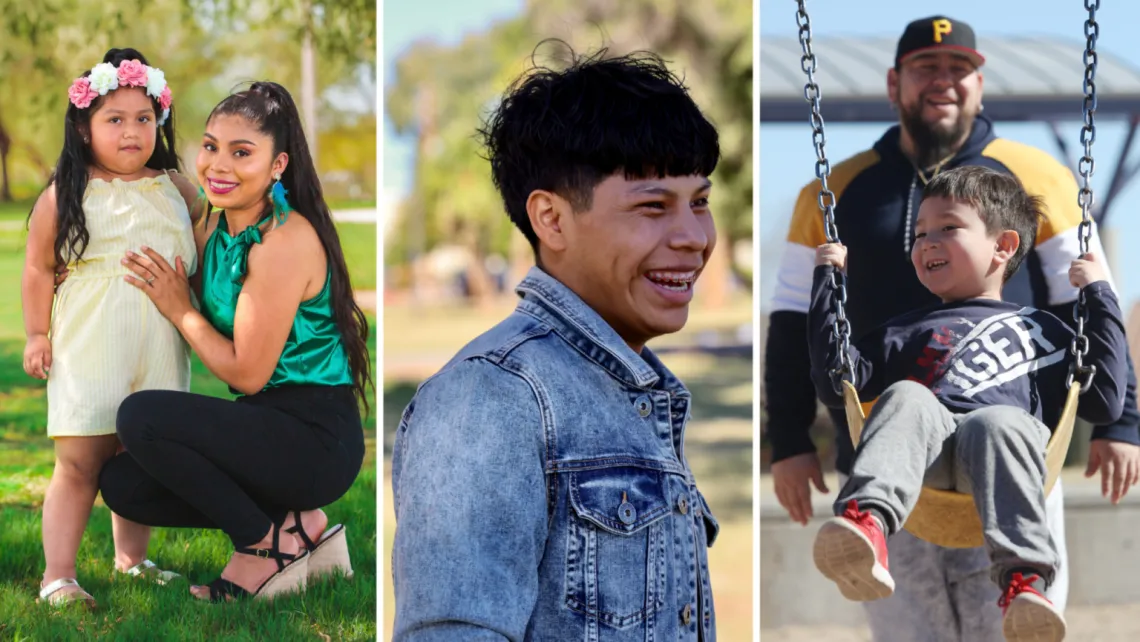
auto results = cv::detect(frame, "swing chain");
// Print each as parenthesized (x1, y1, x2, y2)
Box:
(1069, 0, 1099, 394)
(796, 0, 852, 393)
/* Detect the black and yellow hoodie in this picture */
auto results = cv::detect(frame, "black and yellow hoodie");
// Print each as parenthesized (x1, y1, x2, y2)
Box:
(764, 114, 1140, 474)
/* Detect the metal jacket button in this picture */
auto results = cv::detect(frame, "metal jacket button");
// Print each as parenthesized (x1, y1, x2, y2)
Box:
(634, 395, 652, 417)
(617, 491, 636, 524)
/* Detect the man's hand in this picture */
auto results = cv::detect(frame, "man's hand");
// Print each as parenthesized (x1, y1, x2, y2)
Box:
(815, 243, 847, 269)
(1086, 438, 1140, 504)
(771, 452, 829, 525)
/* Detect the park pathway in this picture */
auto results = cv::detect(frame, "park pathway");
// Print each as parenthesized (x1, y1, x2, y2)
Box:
(332, 208, 376, 223)
(763, 603, 1140, 640)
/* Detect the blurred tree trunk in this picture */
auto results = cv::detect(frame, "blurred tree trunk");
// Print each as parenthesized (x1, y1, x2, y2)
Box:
(462, 224, 495, 309)
(301, 0, 318, 167)
(0, 114, 11, 202)
(21, 141, 53, 182)
(409, 85, 436, 305)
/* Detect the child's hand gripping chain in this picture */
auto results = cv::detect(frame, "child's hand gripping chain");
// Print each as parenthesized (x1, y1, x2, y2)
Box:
(1069, 251, 1106, 289)
(816, 242, 848, 270)
(1068, 251, 1140, 504)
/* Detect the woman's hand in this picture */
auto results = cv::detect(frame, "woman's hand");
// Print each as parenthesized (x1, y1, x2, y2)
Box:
(122, 247, 193, 325)
(54, 268, 69, 291)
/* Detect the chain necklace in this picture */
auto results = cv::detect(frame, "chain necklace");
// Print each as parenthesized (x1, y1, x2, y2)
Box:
(909, 151, 957, 185)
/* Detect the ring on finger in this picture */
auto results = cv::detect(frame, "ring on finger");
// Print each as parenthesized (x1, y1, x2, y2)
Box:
(146, 275, 155, 285)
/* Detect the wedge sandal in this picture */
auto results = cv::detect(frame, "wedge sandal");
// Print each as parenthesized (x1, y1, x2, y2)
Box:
(284, 511, 353, 580)
(201, 523, 309, 602)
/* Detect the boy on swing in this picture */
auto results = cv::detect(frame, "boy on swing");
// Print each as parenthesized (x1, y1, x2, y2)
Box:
(809, 165, 1127, 641)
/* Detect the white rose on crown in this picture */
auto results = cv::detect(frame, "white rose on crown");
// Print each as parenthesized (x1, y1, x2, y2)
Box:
(88, 63, 120, 95)
(146, 68, 167, 100)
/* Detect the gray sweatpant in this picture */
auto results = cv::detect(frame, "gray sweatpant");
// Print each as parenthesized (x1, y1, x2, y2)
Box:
(836, 380, 1059, 589)
(842, 473, 1069, 642)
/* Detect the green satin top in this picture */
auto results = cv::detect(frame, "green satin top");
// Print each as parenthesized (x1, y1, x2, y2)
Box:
(200, 211, 353, 394)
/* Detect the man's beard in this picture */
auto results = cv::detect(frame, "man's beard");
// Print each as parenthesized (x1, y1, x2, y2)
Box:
(899, 101, 973, 169)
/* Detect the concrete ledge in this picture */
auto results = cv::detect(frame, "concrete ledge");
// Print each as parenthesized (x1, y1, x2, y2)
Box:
(760, 470, 1140, 629)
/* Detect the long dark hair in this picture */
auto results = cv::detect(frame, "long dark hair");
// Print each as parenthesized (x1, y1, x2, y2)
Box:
(205, 81, 373, 413)
(36, 48, 180, 265)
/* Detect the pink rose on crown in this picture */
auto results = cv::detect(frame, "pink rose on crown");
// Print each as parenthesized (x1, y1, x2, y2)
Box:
(159, 86, 172, 110)
(117, 59, 149, 88)
(68, 78, 98, 109)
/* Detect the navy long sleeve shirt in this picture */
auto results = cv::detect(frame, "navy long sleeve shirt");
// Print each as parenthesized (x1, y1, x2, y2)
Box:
(808, 265, 1128, 428)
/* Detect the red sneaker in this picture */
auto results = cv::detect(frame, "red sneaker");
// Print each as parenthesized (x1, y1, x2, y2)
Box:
(812, 499, 894, 601)
(999, 572, 1066, 642)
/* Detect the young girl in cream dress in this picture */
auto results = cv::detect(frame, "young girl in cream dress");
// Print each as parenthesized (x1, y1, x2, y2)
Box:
(22, 47, 198, 609)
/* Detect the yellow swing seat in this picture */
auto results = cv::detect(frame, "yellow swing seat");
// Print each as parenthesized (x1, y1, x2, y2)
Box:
(841, 380, 1082, 549)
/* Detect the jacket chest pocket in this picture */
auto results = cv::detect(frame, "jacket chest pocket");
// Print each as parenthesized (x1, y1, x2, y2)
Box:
(564, 465, 673, 629)
(696, 488, 719, 547)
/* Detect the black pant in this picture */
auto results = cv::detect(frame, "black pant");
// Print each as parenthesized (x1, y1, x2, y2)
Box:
(99, 385, 365, 548)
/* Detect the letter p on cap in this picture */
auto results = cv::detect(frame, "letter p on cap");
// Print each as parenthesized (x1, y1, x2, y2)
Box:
(933, 19, 952, 43)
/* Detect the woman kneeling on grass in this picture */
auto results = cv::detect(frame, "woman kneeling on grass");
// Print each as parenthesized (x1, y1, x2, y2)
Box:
(97, 81, 373, 602)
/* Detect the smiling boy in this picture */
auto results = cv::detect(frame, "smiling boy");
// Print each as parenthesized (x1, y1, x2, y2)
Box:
(808, 166, 1127, 642)
(390, 49, 722, 641)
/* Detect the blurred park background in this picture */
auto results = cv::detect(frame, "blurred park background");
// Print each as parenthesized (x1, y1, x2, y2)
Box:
(760, 1, 1140, 638)
(0, 1, 377, 639)
(381, 0, 753, 639)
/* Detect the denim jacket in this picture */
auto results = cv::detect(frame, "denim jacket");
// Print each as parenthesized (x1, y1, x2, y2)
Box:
(392, 267, 720, 642)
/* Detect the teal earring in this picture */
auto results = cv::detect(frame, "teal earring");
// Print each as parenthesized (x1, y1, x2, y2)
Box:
(270, 173, 293, 224)
(195, 184, 212, 223)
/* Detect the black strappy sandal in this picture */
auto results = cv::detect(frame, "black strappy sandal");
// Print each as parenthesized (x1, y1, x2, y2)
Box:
(203, 522, 310, 602)
(284, 510, 354, 580)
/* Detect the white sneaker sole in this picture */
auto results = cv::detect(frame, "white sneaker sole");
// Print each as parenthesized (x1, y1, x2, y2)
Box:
(813, 518, 895, 602)
(1002, 592, 1066, 642)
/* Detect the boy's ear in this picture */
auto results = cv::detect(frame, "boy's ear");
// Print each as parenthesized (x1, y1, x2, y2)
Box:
(994, 230, 1020, 264)
(527, 189, 569, 255)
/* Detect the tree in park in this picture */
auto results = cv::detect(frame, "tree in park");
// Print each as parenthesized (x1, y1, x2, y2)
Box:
(188, 0, 376, 169)
(0, 0, 374, 202)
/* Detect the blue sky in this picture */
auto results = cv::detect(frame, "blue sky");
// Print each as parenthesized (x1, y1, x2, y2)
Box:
(759, 1, 1140, 310)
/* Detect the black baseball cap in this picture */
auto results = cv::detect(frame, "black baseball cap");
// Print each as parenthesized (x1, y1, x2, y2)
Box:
(896, 16, 985, 68)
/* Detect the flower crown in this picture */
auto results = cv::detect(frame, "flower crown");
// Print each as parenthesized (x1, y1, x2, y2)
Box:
(68, 60, 173, 126)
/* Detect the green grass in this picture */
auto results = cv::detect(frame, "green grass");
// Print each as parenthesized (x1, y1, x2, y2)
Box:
(336, 223, 377, 292)
(0, 200, 34, 221)
(0, 220, 378, 639)
(325, 199, 376, 211)
(381, 307, 755, 641)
